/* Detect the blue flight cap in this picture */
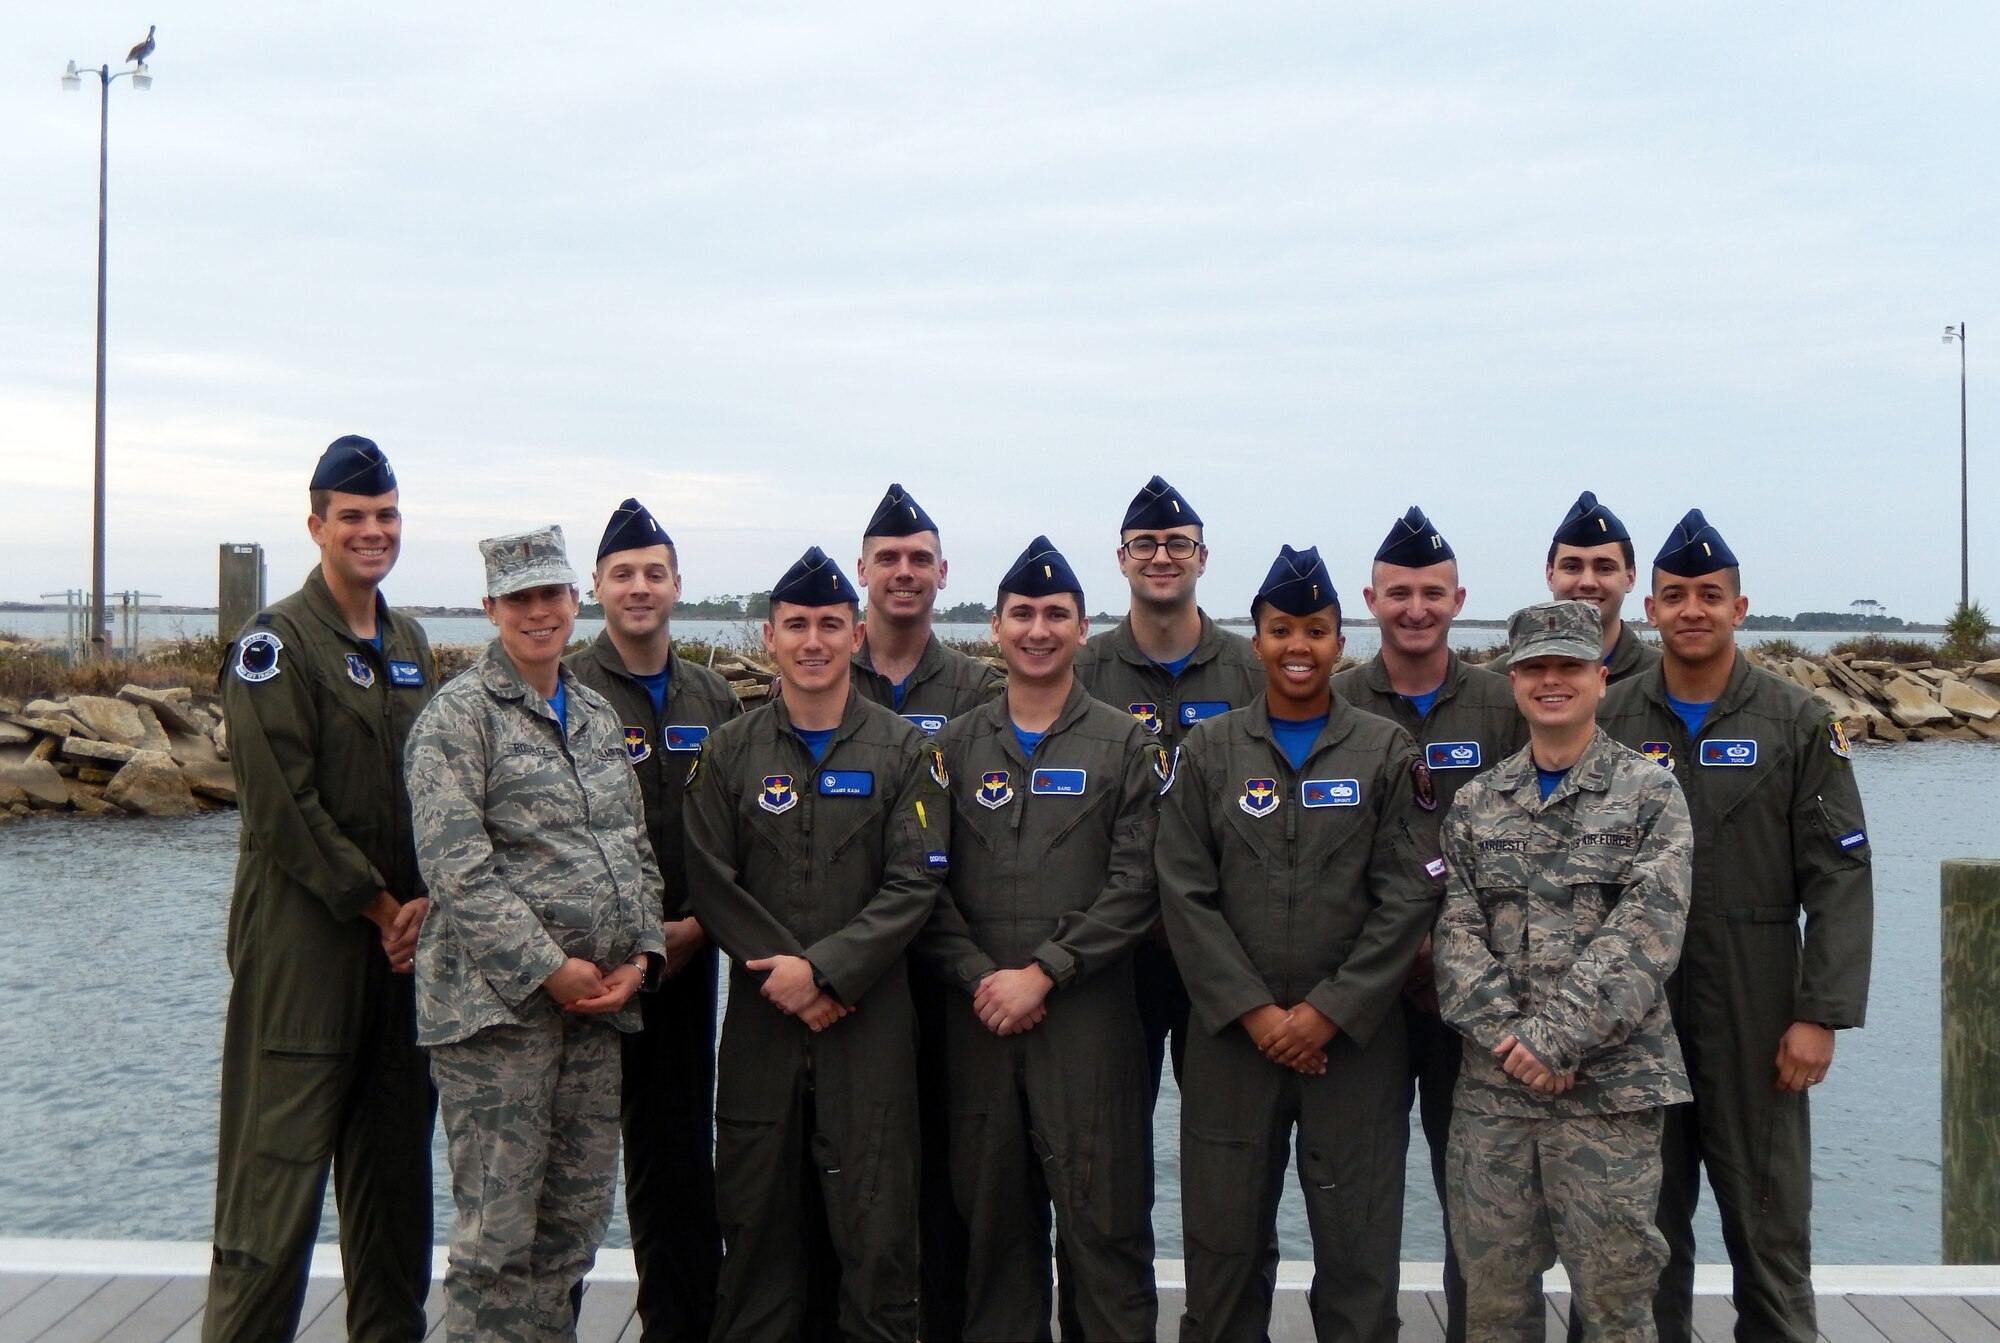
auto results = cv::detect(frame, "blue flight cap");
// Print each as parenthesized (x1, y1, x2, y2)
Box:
(1256, 544, 1337, 616)
(310, 434, 396, 496)
(770, 546, 860, 608)
(864, 483, 940, 539)
(998, 535, 1084, 600)
(598, 497, 675, 561)
(1551, 490, 1631, 547)
(1374, 505, 1455, 567)
(1122, 475, 1203, 531)
(1653, 508, 1740, 577)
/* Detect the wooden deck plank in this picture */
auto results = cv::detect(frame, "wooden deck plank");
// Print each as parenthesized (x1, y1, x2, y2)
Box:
(576, 1278, 637, 1343)
(1689, 1293, 1737, 1342)
(0, 1273, 55, 1319)
(1267, 1289, 1315, 1340)
(1398, 1289, 1446, 1342)
(286, 1278, 345, 1339)
(1546, 1290, 1570, 1330)
(293, 1282, 352, 1343)
(1907, 1295, 2000, 1343)
(100, 1277, 206, 1343)
(1971, 1295, 2000, 1333)
(2, 1275, 114, 1341)
(1158, 1286, 1186, 1341)
(40, 1275, 170, 1343)
(1815, 1294, 1891, 1343)
(1848, 1294, 1954, 1342)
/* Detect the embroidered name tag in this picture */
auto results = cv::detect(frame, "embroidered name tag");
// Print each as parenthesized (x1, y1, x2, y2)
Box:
(1179, 701, 1230, 726)
(1301, 778, 1361, 808)
(1426, 741, 1482, 770)
(1838, 829, 1867, 850)
(1030, 768, 1087, 795)
(926, 851, 950, 869)
(388, 660, 425, 687)
(819, 771, 874, 797)
(663, 725, 709, 752)
(1699, 739, 1758, 767)
(901, 713, 947, 735)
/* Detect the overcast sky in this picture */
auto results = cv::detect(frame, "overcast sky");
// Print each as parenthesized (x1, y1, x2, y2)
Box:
(3, 4, 1994, 620)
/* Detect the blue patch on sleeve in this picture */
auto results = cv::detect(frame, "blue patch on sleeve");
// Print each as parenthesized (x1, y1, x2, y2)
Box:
(1838, 830, 1866, 850)
(926, 851, 950, 870)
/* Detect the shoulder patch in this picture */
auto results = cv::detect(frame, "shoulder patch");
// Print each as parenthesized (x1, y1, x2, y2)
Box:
(684, 746, 704, 790)
(233, 630, 284, 683)
(1828, 721, 1853, 761)
(927, 746, 950, 790)
(1159, 744, 1181, 796)
(1411, 759, 1437, 812)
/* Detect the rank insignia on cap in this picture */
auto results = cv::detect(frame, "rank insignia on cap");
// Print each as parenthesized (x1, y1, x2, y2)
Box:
(759, 774, 798, 814)
(1828, 722, 1853, 760)
(1411, 760, 1437, 811)
(863, 483, 940, 539)
(344, 653, 376, 689)
(1640, 742, 1673, 768)
(1128, 703, 1161, 734)
(977, 770, 1014, 810)
(233, 630, 284, 684)
(1238, 778, 1279, 817)
(624, 726, 651, 763)
(928, 748, 950, 790)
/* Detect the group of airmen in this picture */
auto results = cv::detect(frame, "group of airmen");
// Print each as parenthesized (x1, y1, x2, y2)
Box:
(200, 434, 1873, 1343)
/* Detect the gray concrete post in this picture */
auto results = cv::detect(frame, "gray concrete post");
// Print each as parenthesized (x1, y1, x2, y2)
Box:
(1943, 857, 2000, 1264)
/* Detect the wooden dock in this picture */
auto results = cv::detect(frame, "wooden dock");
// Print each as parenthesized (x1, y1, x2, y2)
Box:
(5, 1242, 2000, 1341)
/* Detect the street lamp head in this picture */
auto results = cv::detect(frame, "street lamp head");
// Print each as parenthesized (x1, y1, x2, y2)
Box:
(61, 60, 81, 91)
(132, 66, 152, 91)
(1945, 326, 1959, 344)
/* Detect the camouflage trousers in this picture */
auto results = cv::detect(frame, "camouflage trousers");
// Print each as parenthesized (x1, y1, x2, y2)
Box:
(1446, 1107, 1667, 1343)
(430, 1009, 622, 1343)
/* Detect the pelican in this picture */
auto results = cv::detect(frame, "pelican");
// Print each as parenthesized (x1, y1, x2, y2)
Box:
(126, 25, 155, 66)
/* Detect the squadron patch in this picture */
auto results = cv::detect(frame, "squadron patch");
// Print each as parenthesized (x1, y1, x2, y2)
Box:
(1828, 721, 1853, 760)
(1411, 760, 1438, 812)
(927, 748, 950, 790)
(684, 748, 704, 790)
(624, 726, 651, 763)
(1640, 742, 1673, 769)
(759, 774, 798, 814)
(233, 630, 284, 684)
(1151, 745, 1172, 788)
(344, 653, 376, 689)
(1158, 745, 1180, 795)
(977, 770, 1014, 810)
(1238, 778, 1279, 817)
(1128, 703, 1162, 735)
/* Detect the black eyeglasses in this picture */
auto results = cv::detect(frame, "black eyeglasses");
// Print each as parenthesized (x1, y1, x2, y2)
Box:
(1120, 536, 1201, 560)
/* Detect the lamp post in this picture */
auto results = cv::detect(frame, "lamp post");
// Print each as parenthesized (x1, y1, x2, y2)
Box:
(1943, 323, 1970, 613)
(61, 47, 152, 660)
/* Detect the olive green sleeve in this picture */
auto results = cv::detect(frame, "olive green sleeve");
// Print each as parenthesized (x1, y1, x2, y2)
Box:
(224, 635, 385, 921)
(684, 740, 810, 966)
(1030, 731, 1163, 989)
(1157, 735, 1278, 1034)
(1301, 739, 1446, 1047)
(802, 743, 949, 1005)
(1789, 702, 1874, 1028)
(916, 734, 1002, 993)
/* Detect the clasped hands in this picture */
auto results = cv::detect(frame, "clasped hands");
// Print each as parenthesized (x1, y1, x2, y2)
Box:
(544, 956, 646, 1014)
(1240, 1003, 1337, 1074)
(972, 965, 1055, 1037)
(1493, 1034, 1574, 1095)
(747, 954, 849, 1031)
(363, 890, 427, 975)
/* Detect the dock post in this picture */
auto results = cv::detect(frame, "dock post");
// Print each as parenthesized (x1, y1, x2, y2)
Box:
(1943, 857, 2000, 1264)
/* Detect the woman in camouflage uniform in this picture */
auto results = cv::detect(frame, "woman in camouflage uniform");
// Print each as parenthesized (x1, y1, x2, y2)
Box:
(407, 525, 667, 1343)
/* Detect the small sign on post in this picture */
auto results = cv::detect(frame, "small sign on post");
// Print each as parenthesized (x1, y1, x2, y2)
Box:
(218, 543, 265, 642)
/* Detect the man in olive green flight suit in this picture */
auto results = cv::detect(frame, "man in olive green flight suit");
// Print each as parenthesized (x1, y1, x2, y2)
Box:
(1330, 506, 1525, 1343)
(1597, 510, 1873, 1343)
(1074, 476, 1264, 1099)
(850, 483, 1003, 1341)
(920, 536, 1161, 1341)
(1160, 545, 1446, 1343)
(1545, 490, 1662, 687)
(204, 436, 437, 1343)
(566, 499, 741, 1343)
(686, 546, 950, 1343)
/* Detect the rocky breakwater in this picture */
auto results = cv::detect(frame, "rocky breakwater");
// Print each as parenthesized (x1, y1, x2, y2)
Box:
(1747, 651, 2000, 743)
(0, 686, 232, 819)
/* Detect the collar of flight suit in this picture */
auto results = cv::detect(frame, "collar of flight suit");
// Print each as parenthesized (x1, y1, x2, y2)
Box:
(1483, 725, 1619, 805)
(1103, 608, 1230, 670)
(1235, 690, 1363, 762)
(299, 564, 396, 649)
(852, 629, 948, 685)
(765, 679, 872, 749)
(1356, 644, 1475, 702)
(1631, 647, 1760, 720)
(581, 628, 684, 704)
(966, 675, 1099, 768)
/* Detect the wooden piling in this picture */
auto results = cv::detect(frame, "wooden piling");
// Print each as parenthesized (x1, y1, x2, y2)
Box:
(1943, 858, 2000, 1263)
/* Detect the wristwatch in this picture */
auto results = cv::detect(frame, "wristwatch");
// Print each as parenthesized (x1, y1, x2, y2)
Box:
(629, 954, 661, 993)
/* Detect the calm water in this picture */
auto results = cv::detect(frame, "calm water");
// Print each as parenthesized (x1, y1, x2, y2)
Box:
(0, 743, 1990, 1261)
(1, 607, 1877, 660)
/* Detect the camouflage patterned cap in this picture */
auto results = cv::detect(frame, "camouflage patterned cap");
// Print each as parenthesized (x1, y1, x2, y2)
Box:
(1503, 599, 1603, 667)
(479, 525, 580, 598)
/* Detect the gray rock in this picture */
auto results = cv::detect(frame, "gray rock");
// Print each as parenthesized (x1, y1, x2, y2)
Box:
(104, 750, 198, 817)
(63, 695, 151, 746)
(118, 684, 205, 736)
(0, 721, 32, 747)
(165, 727, 220, 767)
(0, 759, 70, 809)
(181, 760, 237, 804)
(60, 737, 138, 765)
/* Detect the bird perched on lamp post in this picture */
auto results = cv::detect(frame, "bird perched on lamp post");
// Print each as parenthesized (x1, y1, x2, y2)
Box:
(126, 25, 155, 66)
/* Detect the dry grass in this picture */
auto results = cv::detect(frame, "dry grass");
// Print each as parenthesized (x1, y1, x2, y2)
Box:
(0, 634, 227, 703)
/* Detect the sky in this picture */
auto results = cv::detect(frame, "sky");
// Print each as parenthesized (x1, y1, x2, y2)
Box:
(2, 4, 1995, 620)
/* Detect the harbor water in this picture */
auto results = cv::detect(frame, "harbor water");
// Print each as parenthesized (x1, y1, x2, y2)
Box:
(0, 743, 1990, 1262)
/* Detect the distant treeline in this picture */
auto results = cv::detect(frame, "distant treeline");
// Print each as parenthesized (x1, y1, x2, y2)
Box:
(1741, 612, 1940, 631)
